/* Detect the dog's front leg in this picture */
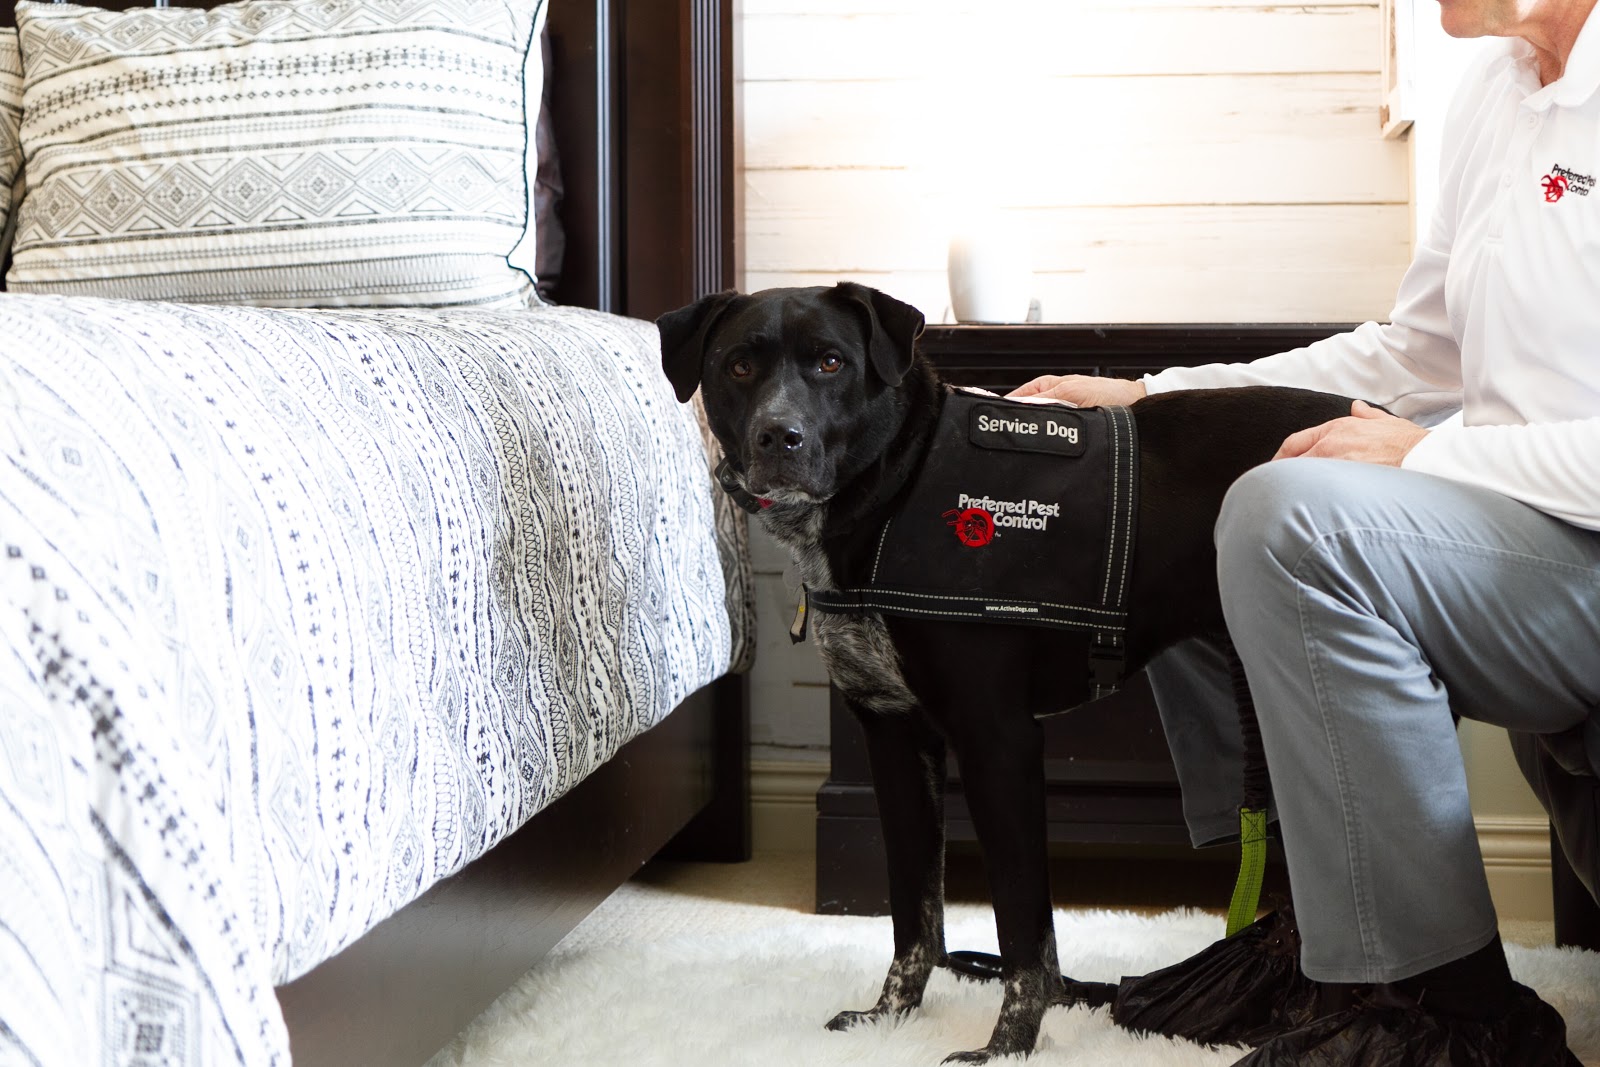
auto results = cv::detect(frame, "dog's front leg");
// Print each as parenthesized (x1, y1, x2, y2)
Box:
(825, 700, 948, 1033)
(940, 707, 1056, 1064)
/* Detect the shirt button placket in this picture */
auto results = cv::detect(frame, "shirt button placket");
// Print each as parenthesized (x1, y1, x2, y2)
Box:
(1494, 108, 1536, 238)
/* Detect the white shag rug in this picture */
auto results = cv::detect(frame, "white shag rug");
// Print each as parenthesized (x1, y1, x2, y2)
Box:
(433, 903, 1600, 1067)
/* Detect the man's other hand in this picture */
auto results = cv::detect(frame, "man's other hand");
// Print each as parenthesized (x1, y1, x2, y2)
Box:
(1007, 374, 1147, 407)
(1274, 399, 1428, 466)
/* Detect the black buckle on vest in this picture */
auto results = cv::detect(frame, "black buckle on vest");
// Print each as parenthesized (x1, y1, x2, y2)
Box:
(1088, 643, 1124, 699)
(715, 457, 765, 515)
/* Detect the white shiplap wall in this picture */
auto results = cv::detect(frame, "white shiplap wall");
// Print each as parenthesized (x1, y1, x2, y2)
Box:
(743, 0, 1414, 759)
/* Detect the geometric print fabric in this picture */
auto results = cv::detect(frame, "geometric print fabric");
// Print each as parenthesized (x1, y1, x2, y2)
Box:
(9, 0, 547, 307)
(0, 297, 750, 1065)
(0, 28, 18, 256)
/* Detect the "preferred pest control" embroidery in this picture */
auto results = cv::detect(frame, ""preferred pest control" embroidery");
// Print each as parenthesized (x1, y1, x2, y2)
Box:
(1542, 163, 1595, 202)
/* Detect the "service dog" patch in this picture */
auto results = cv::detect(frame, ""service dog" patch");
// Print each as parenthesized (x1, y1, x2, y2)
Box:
(969, 402, 1088, 457)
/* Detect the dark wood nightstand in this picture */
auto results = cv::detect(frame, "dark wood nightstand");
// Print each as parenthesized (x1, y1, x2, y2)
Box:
(814, 322, 1356, 915)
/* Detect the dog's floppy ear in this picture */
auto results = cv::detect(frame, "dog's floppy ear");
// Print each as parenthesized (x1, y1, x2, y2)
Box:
(832, 282, 924, 385)
(656, 289, 739, 403)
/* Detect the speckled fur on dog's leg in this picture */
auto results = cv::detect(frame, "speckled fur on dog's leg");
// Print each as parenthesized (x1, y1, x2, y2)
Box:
(941, 930, 1060, 1064)
(826, 899, 946, 1030)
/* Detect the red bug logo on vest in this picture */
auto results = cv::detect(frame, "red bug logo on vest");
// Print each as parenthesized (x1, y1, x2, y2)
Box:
(1542, 164, 1594, 202)
(944, 507, 995, 547)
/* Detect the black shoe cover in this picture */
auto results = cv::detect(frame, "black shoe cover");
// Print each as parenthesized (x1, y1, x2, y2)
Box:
(1230, 980, 1581, 1067)
(1111, 909, 1321, 1047)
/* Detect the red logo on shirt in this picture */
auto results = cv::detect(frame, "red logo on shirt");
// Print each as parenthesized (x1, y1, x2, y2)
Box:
(944, 507, 995, 547)
(1543, 164, 1594, 201)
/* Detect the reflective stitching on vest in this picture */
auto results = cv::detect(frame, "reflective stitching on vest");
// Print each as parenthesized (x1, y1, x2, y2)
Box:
(833, 586, 1126, 616)
(1037, 605, 1124, 619)
(826, 598, 1125, 630)
(1118, 412, 1131, 603)
(871, 517, 893, 583)
(1112, 410, 1136, 649)
(1102, 407, 1121, 606)
(1090, 406, 1137, 655)
(1112, 407, 1133, 609)
(1095, 410, 1117, 650)
(847, 603, 1002, 621)
(1116, 408, 1135, 606)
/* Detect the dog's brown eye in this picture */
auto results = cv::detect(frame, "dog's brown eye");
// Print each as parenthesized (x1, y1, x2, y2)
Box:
(819, 352, 843, 373)
(729, 357, 753, 379)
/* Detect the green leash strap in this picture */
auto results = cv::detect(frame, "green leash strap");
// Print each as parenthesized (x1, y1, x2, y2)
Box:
(1225, 807, 1269, 937)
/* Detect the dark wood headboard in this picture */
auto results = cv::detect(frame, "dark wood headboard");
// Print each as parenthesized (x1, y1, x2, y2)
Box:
(2, 0, 740, 321)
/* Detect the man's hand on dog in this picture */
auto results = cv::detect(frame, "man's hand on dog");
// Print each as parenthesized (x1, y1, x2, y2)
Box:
(1008, 374, 1147, 407)
(1007, 377, 1427, 467)
(1273, 399, 1428, 466)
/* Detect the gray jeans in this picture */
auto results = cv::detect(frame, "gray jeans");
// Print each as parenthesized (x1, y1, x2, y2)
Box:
(1146, 458, 1600, 984)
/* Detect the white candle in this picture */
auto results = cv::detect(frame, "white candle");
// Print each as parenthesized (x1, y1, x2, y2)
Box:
(947, 212, 1034, 324)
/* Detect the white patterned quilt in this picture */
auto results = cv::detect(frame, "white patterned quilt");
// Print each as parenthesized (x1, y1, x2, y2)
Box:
(0, 296, 751, 1066)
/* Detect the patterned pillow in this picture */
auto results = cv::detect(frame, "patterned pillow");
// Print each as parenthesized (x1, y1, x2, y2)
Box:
(9, 0, 548, 308)
(0, 29, 21, 258)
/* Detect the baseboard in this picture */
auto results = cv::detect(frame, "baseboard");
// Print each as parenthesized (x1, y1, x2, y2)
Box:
(1478, 814, 1553, 922)
(752, 758, 828, 853)
(751, 759, 1554, 921)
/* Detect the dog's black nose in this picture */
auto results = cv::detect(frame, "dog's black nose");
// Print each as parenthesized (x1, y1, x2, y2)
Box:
(755, 421, 805, 454)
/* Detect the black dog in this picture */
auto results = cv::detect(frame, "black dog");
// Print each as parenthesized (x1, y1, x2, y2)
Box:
(658, 283, 1355, 1064)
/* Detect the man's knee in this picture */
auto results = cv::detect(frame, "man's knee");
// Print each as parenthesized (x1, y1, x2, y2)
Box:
(1217, 460, 1336, 570)
(1213, 459, 1405, 593)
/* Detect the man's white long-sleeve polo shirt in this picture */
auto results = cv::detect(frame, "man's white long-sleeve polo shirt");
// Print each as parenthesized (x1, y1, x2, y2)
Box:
(1143, 16, 1600, 531)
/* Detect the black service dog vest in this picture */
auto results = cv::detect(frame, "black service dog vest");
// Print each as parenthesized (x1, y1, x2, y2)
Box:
(806, 388, 1139, 701)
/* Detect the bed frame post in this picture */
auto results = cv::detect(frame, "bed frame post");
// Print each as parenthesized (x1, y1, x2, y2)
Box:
(613, 0, 741, 320)
(645, 0, 750, 863)
(662, 672, 752, 862)
(548, 0, 622, 312)
(587, 0, 747, 863)
(549, 0, 741, 309)
(686, 0, 742, 303)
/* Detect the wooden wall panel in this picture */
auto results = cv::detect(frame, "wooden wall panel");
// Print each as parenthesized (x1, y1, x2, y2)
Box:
(746, 7, 1381, 81)
(746, 75, 1408, 211)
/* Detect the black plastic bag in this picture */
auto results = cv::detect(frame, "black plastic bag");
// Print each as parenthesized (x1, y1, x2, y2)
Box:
(1110, 906, 1581, 1066)
(950, 904, 1580, 1064)
(1110, 907, 1318, 1048)
(943, 907, 1311, 1034)
(1230, 980, 1581, 1066)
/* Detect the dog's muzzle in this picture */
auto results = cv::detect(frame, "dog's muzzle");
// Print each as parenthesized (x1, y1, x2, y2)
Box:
(715, 457, 771, 513)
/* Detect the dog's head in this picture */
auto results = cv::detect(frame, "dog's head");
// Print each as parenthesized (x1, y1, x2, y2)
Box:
(658, 283, 925, 506)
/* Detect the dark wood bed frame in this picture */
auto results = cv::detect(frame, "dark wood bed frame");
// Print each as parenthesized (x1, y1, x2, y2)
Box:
(3, 1, 748, 1063)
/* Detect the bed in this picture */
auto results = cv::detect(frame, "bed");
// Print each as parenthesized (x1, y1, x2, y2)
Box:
(0, 1, 750, 1065)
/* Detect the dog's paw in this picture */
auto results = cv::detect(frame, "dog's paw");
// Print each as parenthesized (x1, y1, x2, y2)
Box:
(825, 1009, 875, 1032)
(827, 1004, 915, 1032)
(941, 1049, 995, 1065)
